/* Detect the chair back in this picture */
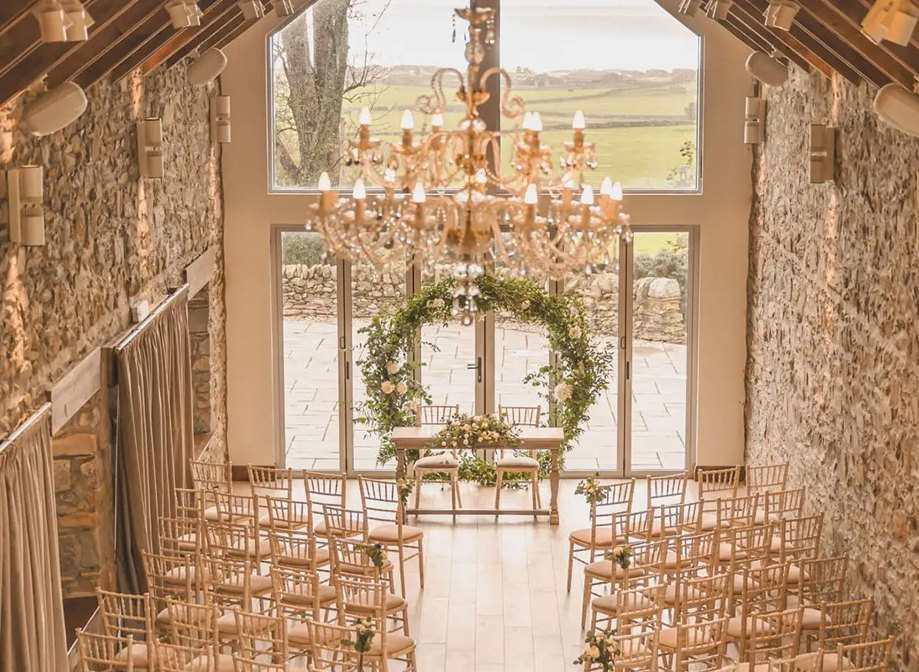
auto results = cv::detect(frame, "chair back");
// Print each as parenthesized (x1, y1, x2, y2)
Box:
(235, 607, 290, 664)
(610, 619, 660, 672)
(248, 465, 294, 502)
(265, 495, 312, 533)
(697, 466, 740, 509)
(142, 550, 196, 614)
(746, 607, 804, 667)
(174, 487, 207, 520)
(834, 637, 894, 672)
(721, 523, 773, 574)
(671, 617, 729, 672)
(656, 501, 702, 537)
(498, 405, 541, 426)
(819, 599, 874, 650)
(158, 516, 201, 557)
(321, 503, 368, 540)
(202, 519, 259, 562)
(732, 562, 790, 626)
(270, 565, 328, 619)
(76, 630, 135, 672)
(775, 514, 822, 566)
(268, 527, 322, 570)
(764, 487, 806, 522)
(746, 462, 789, 494)
(155, 641, 209, 672)
(331, 537, 386, 581)
(647, 472, 688, 509)
(673, 571, 730, 623)
(416, 404, 460, 425)
(337, 574, 389, 621)
(358, 476, 403, 530)
(95, 589, 154, 650)
(189, 459, 232, 493)
(715, 494, 759, 528)
(797, 555, 848, 606)
(307, 621, 364, 671)
(211, 490, 259, 523)
(163, 598, 220, 658)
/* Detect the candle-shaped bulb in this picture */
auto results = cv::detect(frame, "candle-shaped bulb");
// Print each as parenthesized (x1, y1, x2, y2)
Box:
(580, 184, 595, 206)
(532, 112, 543, 132)
(318, 172, 332, 191)
(400, 109, 414, 130)
(352, 179, 366, 199)
(600, 177, 613, 196)
(432, 113, 444, 127)
(572, 110, 586, 129)
(524, 183, 539, 205)
(359, 107, 372, 126)
(522, 111, 535, 131)
(412, 182, 426, 203)
(611, 181, 623, 200)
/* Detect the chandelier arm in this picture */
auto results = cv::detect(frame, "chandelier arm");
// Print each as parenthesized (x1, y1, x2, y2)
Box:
(415, 67, 465, 115)
(478, 67, 526, 120)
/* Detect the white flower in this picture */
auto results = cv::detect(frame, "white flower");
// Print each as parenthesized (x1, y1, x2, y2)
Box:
(386, 361, 400, 375)
(463, 424, 472, 431)
(587, 645, 600, 660)
(381, 380, 394, 394)
(396, 382, 407, 395)
(521, 299, 530, 310)
(427, 298, 445, 309)
(554, 382, 573, 402)
(568, 325, 582, 339)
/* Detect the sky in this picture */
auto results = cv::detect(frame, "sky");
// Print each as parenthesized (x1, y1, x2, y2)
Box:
(342, 0, 700, 72)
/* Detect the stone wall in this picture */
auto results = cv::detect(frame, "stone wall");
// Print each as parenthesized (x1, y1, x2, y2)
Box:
(281, 263, 686, 343)
(745, 69, 919, 671)
(0, 65, 228, 596)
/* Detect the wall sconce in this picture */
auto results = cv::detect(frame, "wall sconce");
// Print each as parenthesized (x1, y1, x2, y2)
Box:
(238, 0, 266, 20)
(2, 166, 46, 246)
(705, 0, 733, 20)
(809, 124, 836, 183)
(874, 83, 919, 137)
(20, 82, 87, 137)
(187, 48, 227, 87)
(211, 95, 231, 144)
(137, 118, 164, 179)
(744, 97, 766, 144)
(275, 0, 296, 16)
(764, 0, 800, 30)
(862, 0, 919, 46)
(745, 52, 789, 87)
(167, 0, 202, 29)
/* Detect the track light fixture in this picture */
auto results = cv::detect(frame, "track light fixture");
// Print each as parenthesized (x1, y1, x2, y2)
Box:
(705, 0, 733, 20)
(187, 48, 227, 86)
(166, 0, 202, 29)
(764, 0, 800, 30)
(678, 0, 705, 15)
(874, 83, 919, 137)
(745, 52, 789, 87)
(809, 124, 835, 183)
(2, 166, 46, 246)
(137, 118, 164, 179)
(275, 0, 296, 16)
(238, 0, 266, 20)
(861, 0, 919, 46)
(744, 97, 766, 144)
(33, 0, 93, 42)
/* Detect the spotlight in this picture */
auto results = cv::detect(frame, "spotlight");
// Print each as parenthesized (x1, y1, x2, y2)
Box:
(705, 0, 733, 20)
(874, 83, 919, 137)
(2, 166, 45, 247)
(187, 48, 227, 86)
(33, 0, 67, 43)
(678, 0, 705, 16)
(275, 0, 296, 16)
(60, 1, 93, 41)
(211, 95, 231, 144)
(137, 118, 164, 179)
(166, 0, 202, 29)
(20, 82, 88, 136)
(862, 0, 919, 46)
(745, 52, 788, 87)
(744, 96, 766, 144)
(238, 0, 266, 20)
(809, 123, 835, 183)
(764, 0, 800, 30)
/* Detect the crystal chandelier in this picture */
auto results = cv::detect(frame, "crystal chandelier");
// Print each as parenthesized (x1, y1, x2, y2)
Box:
(307, 2, 632, 323)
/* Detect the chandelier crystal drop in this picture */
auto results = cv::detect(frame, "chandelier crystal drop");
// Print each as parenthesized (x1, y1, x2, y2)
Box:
(307, 2, 632, 322)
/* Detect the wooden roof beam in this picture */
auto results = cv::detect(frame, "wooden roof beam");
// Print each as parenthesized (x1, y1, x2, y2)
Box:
(722, 14, 777, 54)
(197, 14, 248, 55)
(142, 0, 239, 74)
(74, 16, 172, 90)
(0, 1, 36, 37)
(165, 2, 241, 68)
(211, 15, 258, 52)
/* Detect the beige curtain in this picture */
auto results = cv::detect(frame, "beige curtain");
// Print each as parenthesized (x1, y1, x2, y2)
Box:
(115, 288, 194, 593)
(0, 404, 68, 672)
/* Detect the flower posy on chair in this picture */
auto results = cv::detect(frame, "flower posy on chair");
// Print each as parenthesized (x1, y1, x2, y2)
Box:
(575, 629, 620, 671)
(575, 473, 611, 505)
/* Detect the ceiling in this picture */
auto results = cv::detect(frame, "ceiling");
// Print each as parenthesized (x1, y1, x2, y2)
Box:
(0, 0, 917, 112)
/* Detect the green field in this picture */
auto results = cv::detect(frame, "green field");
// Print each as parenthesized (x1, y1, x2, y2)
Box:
(633, 232, 685, 256)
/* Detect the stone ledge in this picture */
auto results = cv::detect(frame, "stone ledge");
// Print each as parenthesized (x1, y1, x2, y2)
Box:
(52, 433, 97, 457)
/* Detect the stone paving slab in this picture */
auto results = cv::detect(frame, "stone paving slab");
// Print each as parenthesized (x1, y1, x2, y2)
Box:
(283, 320, 688, 472)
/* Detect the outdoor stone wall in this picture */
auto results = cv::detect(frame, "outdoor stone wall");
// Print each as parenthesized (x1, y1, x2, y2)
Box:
(281, 263, 686, 343)
(745, 68, 919, 671)
(0, 64, 228, 596)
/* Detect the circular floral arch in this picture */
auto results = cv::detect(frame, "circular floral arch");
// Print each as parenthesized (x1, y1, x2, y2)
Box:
(357, 275, 615, 477)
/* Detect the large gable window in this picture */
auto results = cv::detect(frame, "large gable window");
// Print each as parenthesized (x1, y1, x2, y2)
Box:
(269, 0, 701, 191)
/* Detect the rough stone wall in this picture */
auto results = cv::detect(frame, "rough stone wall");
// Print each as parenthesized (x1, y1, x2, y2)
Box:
(281, 263, 687, 343)
(0, 65, 228, 596)
(745, 69, 919, 671)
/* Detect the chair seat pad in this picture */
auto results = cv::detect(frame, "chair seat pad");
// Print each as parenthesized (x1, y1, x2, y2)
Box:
(156, 603, 207, 626)
(368, 524, 424, 543)
(718, 542, 734, 562)
(368, 632, 415, 656)
(658, 626, 715, 650)
(818, 654, 855, 672)
(186, 653, 235, 672)
(495, 456, 539, 469)
(584, 559, 644, 579)
(315, 519, 364, 538)
(591, 591, 654, 615)
(715, 662, 771, 672)
(278, 583, 339, 608)
(663, 550, 684, 570)
(219, 572, 273, 595)
(726, 615, 774, 639)
(275, 547, 331, 568)
(700, 513, 718, 530)
(569, 527, 615, 547)
(801, 606, 823, 629)
(287, 621, 342, 646)
(346, 592, 407, 615)
(216, 612, 240, 636)
(753, 508, 767, 524)
(415, 454, 458, 469)
(115, 642, 156, 667)
(164, 564, 206, 586)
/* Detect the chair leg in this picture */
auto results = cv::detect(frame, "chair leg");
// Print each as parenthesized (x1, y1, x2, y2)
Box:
(494, 469, 503, 515)
(401, 604, 410, 636)
(414, 472, 422, 511)
(453, 470, 463, 508)
(417, 537, 425, 589)
(581, 574, 592, 629)
(450, 470, 457, 522)
(531, 471, 538, 519)
(535, 473, 542, 509)
(567, 540, 575, 593)
(397, 545, 407, 598)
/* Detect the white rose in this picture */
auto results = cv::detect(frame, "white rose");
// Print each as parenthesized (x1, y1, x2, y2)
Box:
(463, 424, 471, 431)
(381, 380, 394, 394)
(396, 382, 407, 394)
(521, 300, 530, 310)
(386, 362, 400, 375)
(568, 325, 582, 339)
(588, 646, 600, 660)
(427, 298, 445, 309)
(554, 382, 573, 402)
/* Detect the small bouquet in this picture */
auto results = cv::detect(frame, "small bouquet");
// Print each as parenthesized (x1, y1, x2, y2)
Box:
(395, 477, 414, 508)
(342, 617, 375, 671)
(356, 542, 388, 570)
(575, 473, 610, 506)
(432, 413, 521, 451)
(607, 535, 632, 570)
(574, 629, 619, 671)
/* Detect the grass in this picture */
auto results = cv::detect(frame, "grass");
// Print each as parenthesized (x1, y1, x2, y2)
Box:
(633, 232, 687, 256)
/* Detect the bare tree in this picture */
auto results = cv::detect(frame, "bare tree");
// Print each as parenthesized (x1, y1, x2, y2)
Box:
(273, 0, 385, 187)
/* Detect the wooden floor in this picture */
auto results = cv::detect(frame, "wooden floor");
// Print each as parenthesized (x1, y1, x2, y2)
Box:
(271, 477, 699, 672)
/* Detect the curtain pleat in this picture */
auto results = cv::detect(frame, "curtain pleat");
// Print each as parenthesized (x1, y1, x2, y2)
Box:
(0, 405, 68, 672)
(115, 289, 194, 594)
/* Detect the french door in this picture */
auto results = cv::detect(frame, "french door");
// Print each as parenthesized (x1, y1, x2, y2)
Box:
(274, 226, 695, 476)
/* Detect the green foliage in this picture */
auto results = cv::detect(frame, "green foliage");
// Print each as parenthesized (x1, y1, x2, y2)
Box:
(356, 275, 615, 479)
(281, 232, 326, 266)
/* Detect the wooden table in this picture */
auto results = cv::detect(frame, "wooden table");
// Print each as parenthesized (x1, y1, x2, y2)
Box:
(391, 425, 565, 525)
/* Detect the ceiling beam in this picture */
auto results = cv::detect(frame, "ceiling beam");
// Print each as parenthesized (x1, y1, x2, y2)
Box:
(44, 0, 165, 89)
(722, 14, 776, 54)
(73, 13, 173, 90)
(165, 3, 241, 68)
(197, 14, 248, 54)
(0, 0, 141, 108)
(0, 2, 35, 37)
(211, 15, 257, 52)
(142, 0, 239, 74)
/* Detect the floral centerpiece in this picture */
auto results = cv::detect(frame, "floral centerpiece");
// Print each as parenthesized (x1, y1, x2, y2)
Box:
(342, 617, 375, 671)
(607, 535, 632, 570)
(575, 474, 611, 506)
(432, 413, 521, 451)
(574, 629, 619, 671)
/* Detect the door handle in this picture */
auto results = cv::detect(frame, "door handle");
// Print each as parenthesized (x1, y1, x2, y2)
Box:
(466, 357, 483, 383)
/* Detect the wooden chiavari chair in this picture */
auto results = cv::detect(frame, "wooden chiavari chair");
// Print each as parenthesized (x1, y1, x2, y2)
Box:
(697, 466, 741, 529)
(158, 516, 202, 557)
(320, 504, 368, 542)
(771, 515, 823, 580)
(726, 563, 791, 660)
(602, 619, 661, 672)
(647, 472, 689, 511)
(660, 567, 730, 623)
(663, 529, 719, 578)
(337, 574, 410, 636)
(590, 577, 665, 633)
(567, 478, 635, 592)
(717, 494, 760, 529)
(815, 599, 874, 660)
(719, 524, 774, 594)
(95, 589, 156, 669)
(821, 638, 893, 672)
(494, 405, 543, 514)
(203, 518, 270, 567)
(190, 459, 232, 495)
(793, 555, 848, 633)
(330, 536, 396, 589)
(265, 493, 312, 532)
(358, 477, 425, 597)
(581, 538, 668, 627)
(747, 462, 789, 495)
(306, 621, 366, 672)
(655, 501, 703, 540)
(175, 487, 209, 522)
(234, 606, 300, 666)
(271, 565, 340, 629)
(267, 526, 330, 572)
(658, 572, 730, 661)
(155, 641, 213, 672)
(142, 550, 198, 631)
(248, 465, 295, 520)
(304, 472, 348, 541)
(763, 487, 806, 524)
(335, 587, 418, 671)
(671, 618, 730, 672)
(737, 607, 805, 668)
(412, 403, 462, 512)
(77, 631, 136, 672)
(211, 490, 263, 526)
(162, 598, 232, 671)
(201, 553, 273, 645)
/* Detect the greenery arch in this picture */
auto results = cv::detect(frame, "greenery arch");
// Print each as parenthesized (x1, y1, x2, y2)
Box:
(356, 275, 615, 480)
